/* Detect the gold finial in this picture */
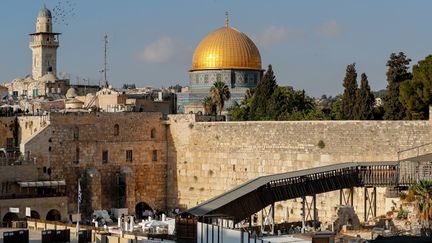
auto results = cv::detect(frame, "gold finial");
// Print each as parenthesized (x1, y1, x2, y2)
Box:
(225, 11, 229, 28)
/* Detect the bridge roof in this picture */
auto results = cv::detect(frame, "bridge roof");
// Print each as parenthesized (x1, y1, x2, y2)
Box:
(185, 161, 398, 222)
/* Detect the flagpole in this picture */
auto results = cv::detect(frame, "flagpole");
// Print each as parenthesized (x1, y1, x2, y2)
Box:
(76, 178, 81, 236)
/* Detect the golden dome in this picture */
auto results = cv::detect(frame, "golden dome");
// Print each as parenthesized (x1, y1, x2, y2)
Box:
(191, 26, 262, 71)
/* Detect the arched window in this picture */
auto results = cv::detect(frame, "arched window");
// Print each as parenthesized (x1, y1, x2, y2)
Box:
(151, 128, 156, 139)
(74, 146, 80, 164)
(152, 150, 158, 161)
(114, 124, 119, 136)
(73, 126, 79, 140)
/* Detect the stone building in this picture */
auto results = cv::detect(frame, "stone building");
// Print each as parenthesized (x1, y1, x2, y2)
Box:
(0, 116, 67, 224)
(0, 85, 8, 101)
(177, 15, 263, 113)
(19, 112, 168, 219)
(94, 86, 175, 114)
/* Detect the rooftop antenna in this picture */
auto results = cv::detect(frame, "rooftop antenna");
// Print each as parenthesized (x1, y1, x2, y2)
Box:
(225, 11, 229, 28)
(103, 34, 109, 88)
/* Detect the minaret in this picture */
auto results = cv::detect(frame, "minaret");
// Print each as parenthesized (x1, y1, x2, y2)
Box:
(29, 6, 61, 80)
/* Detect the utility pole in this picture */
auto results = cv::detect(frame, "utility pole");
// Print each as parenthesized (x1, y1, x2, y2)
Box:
(103, 35, 109, 88)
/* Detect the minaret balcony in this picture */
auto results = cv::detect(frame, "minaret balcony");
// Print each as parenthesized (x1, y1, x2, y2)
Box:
(29, 40, 59, 48)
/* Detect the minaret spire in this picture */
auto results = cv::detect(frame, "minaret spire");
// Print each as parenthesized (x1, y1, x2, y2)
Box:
(225, 11, 229, 28)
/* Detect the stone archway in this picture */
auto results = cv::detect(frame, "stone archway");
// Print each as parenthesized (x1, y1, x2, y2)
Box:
(30, 210, 40, 219)
(46, 209, 61, 221)
(2, 212, 19, 227)
(135, 202, 153, 220)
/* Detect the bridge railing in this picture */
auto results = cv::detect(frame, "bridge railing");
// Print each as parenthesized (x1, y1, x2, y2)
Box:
(359, 163, 399, 187)
(398, 161, 419, 186)
(398, 142, 432, 161)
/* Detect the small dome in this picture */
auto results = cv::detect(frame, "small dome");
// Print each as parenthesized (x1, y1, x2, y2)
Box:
(38, 6, 52, 18)
(41, 73, 56, 82)
(66, 88, 78, 99)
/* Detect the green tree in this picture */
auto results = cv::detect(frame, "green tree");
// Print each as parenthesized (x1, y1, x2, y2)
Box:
(228, 88, 255, 121)
(202, 96, 214, 115)
(400, 55, 432, 119)
(330, 99, 343, 120)
(249, 65, 277, 120)
(354, 73, 375, 119)
(210, 81, 231, 115)
(410, 180, 432, 232)
(341, 63, 358, 119)
(384, 52, 412, 120)
(267, 86, 315, 120)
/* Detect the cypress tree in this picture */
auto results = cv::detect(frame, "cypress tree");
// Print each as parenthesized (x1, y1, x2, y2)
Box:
(341, 63, 358, 119)
(400, 55, 432, 119)
(355, 73, 375, 119)
(249, 65, 277, 120)
(383, 52, 412, 120)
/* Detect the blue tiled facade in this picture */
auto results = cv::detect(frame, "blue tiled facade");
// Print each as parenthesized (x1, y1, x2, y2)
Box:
(177, 69, 262, 113)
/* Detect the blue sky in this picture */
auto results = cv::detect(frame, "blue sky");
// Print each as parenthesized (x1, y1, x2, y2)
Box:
(1, 0, 431, 97)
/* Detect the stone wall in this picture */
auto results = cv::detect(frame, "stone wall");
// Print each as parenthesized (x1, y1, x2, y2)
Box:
(17, 115, 50, 145)
(0, 117, 16, 149)
(167, 114, 432, 222)
(0, 197, 68, 222)
(22, 112, 168, 217)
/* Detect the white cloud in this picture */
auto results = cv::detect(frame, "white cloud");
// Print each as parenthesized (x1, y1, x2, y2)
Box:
(255, 25, 305, 48)
(139, 37, 178, 63)
(318, 21, 343, 38)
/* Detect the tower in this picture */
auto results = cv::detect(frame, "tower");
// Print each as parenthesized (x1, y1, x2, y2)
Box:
(29, 6, 61, 80)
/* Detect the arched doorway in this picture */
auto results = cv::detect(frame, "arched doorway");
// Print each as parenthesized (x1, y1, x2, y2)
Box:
(2, 212, 19, 227)
(30, 210, 40, 219)
(135, 202, 153, 220)
(46, 209, 61, 221)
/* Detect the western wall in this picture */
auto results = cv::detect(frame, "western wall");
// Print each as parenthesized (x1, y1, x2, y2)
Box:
(167, 114, 432, 223)
(4, 111, 432, 224)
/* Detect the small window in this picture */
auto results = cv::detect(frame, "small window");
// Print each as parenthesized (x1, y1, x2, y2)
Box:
(152, 150, 157, 162)
(32, 89, 39, 97)
(151, 128, 156, 139)
(73, 126, 79, 140)
(6, 138, 14, 149)
(74, 146, 80, 164)
(102, 150, 108, 164)
(114, 124, 119, 136)
(126, 150, 133, 162)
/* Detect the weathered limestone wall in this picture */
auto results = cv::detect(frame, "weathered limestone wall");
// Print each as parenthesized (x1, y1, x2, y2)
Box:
(167, 115, 432, 223)
(23, 112, 168, 216)
(0, 197, 68, 222)
(0, 117, 16, 149)
(17, 115, 50, 145)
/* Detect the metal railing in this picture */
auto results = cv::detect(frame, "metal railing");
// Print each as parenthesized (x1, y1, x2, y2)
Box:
(398, 142, 432, 161)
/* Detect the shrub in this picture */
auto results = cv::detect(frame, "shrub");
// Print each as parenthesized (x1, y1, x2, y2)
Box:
(318, 140, 325, 149)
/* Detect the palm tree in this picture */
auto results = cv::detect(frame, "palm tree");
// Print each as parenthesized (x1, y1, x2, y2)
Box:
(410, 180, 432, 233)
(210, 81, 231, 115)
(202, 96, 214, 115)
